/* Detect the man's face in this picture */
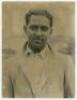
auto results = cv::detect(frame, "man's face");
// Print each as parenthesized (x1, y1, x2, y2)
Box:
(25, 15, 52, 53)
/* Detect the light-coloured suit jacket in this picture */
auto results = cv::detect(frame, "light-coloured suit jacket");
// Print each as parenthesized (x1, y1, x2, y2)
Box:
(2, 44, 75, 98)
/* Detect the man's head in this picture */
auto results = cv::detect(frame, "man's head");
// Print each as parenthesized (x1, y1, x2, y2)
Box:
(24, 9, 53, 53)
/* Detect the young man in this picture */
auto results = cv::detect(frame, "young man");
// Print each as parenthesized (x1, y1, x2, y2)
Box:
(2, 9, 74, 98)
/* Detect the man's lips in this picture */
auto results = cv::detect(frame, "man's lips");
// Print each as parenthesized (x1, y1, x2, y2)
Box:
(32, 40, 43, 46)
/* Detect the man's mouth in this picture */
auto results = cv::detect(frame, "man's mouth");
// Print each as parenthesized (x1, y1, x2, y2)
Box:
(32, 39, 42, 46)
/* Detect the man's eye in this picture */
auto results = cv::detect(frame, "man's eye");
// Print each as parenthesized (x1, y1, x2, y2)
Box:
(41, 26, 49, 31)
(29, 25, 38, 31)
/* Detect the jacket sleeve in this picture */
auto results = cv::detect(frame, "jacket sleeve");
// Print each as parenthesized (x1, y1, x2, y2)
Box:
(2, 60, 14, 98)
(64, 56, 75, 98)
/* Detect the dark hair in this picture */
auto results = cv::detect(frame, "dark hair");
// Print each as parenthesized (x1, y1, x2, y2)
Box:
(25, 9, 53, 27)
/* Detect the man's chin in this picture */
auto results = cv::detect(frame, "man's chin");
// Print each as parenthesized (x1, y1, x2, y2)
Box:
(28, 42, 46, 53)
(31, 47, 44, 53)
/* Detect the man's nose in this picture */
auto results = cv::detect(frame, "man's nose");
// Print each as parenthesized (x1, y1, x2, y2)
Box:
(37, 27, 42, 35)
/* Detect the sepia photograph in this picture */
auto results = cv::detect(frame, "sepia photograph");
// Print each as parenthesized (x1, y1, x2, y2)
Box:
(2, 1, 75, 98)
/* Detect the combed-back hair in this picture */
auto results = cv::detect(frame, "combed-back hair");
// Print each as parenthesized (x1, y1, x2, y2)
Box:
(25, 9, 53, 27)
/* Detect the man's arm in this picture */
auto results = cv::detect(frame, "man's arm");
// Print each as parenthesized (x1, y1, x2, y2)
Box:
(2, 58, 15, 97)
(64, 56, 75, 98)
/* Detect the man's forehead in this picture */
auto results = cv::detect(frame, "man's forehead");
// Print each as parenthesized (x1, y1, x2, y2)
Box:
(29, 15, 50, 25)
